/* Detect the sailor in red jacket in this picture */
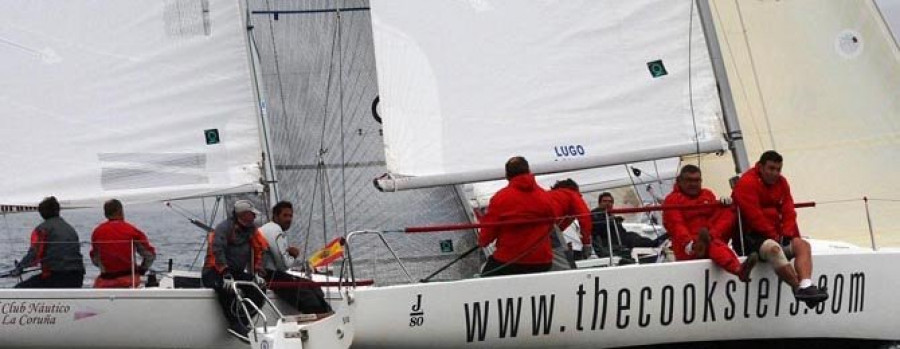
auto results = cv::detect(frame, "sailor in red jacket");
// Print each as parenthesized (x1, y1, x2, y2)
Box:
(547, 179, 592, 261)
(732, 150, 827, 307)
(478, 156, 557, 276)
(663, 165, 755, 281)
(90, 199, 156, 288)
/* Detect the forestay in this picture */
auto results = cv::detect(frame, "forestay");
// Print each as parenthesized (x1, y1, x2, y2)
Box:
(370, 0, 727, 191)
(0, 0, 263, 207)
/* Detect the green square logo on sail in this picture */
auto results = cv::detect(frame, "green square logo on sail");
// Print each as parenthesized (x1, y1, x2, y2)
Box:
(204, 129, 220, 145)
(647, 60, 667, 78)
(439, 239, 454, 253)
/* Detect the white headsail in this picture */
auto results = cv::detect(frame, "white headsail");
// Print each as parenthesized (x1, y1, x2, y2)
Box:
(0, 0, 264, 207)
(370, 0, 727, 191)
(701, 0, 900, 244)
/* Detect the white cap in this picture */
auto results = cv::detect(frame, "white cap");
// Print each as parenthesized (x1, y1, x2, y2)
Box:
(233, 200, 260, 215)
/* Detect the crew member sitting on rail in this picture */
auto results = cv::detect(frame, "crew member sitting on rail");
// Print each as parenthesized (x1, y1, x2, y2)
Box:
(663, 165, 756, 281)
(732, 150, 828, 308)
(202, 199, 269, 341)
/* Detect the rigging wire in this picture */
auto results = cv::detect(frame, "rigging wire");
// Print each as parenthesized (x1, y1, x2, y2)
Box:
(302, 154, 322, 262)
(263, 0, 294, 161)
(713, 1, 767, 152)
(337, 6, 349, 238)
(734, 0, 777, 150)
(303, 9, 342, 264)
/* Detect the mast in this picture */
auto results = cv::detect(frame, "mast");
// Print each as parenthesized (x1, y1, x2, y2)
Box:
(245, 5, 281, 205)
(695, 0, 750, 175)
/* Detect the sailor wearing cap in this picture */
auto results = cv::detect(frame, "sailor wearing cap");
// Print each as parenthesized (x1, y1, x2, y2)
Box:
(201, 199, 269, 341)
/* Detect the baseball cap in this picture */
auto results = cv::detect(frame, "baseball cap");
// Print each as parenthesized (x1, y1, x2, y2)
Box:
(233, 200, 260, 215)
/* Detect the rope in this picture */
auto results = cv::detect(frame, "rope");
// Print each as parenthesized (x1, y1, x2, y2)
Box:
(337, 6, 348, 238)
(734, 0, 777, 149)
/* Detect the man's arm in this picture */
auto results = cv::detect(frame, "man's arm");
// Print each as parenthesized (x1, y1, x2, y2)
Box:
(210, 224, 229, 273)
(573, 196, 593, 246)
(779, 181, 799, 238)
(732, 179, 779, 239)
(478, 192, 507, 247)
(251, 230, 270, 274)
(89, 227, 101, 268)
(130, 224, 156, 273)
(18, 228, 47, 269)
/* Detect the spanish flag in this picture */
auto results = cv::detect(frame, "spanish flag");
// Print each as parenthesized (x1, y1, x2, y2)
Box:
(308, 237, 344, 268)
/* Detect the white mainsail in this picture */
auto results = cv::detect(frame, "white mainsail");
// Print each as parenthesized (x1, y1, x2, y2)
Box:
(0, 0, 265, 207)
(371, 0, 728, 191)
(700, 0, 900, 246)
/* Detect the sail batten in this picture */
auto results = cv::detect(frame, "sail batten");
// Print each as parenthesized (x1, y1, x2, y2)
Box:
(370, 0, 727, 191)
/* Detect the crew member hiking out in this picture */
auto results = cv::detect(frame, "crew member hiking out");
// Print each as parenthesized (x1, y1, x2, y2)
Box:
(478, 156, 557, 276)
(663, 165, 756, 281)
(732, 150, 828, 307)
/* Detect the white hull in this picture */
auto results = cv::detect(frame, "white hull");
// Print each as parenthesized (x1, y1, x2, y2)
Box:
(0, 288, 242, 349)
(0, 273, 354, 349)
(352, 251, 900, 348)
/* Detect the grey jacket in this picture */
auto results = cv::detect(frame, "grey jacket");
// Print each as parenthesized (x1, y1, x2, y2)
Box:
(207, 218, 261, 273)
(19, 217, 85, 274)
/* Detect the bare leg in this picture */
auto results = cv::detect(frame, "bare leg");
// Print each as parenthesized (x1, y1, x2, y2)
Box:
(790, 237, 812, 281)
(775, 264, 800, 289)
(762, 241, 799, 288)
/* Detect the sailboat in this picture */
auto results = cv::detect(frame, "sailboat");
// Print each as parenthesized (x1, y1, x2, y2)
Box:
(342, 0, 900, 347)
(0, 1, 352, 348)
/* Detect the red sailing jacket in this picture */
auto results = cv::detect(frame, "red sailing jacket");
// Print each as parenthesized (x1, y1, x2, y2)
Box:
(663, 186, 735, 260)
(547, 188, 592, 245)
(732, 164, 799, 240)
(478, 173, 556, 265)
(90, 219, 156, 277)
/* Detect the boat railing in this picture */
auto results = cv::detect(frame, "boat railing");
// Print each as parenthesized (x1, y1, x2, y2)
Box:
(344, 230, 415, 285)
(229, 279, 284, 342)
(341, 201, 826, 283)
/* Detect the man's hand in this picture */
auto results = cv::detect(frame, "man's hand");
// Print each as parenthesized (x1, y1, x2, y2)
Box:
(8, 266, 23, 277)
(286, 246, 300, 258)
(693, 228, 711, 258)
(719, 197, 733, 206)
